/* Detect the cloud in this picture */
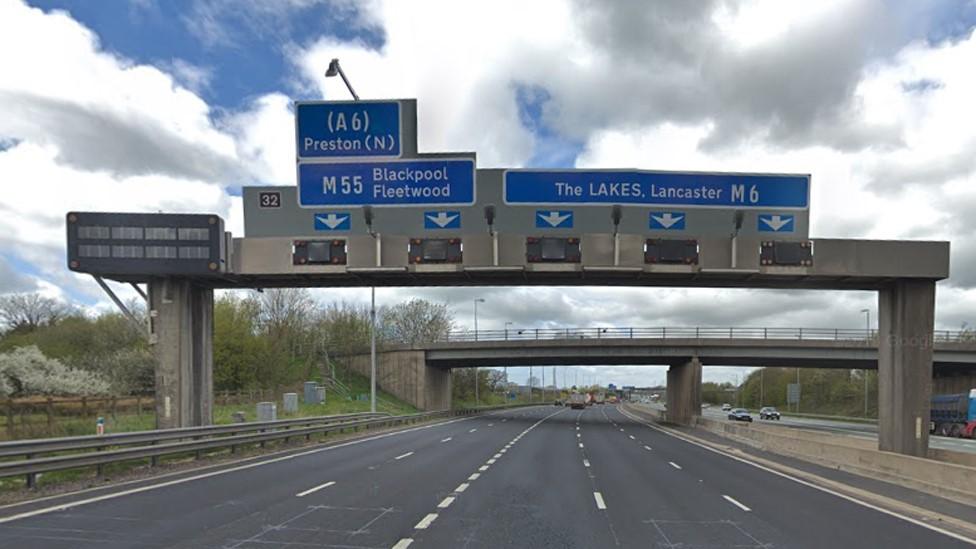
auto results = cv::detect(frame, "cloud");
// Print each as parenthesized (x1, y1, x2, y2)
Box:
(0, 256, 35, 295)
(0, 1, 239, 181)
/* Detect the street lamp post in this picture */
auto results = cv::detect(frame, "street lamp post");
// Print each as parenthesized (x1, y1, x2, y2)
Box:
(325, 58, 374, 413)
(473, 298, 485, 406)
(861, 308, 871, 417)
(503, 322, 512, 393)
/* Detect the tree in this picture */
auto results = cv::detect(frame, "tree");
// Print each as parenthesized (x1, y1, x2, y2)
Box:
(0, 346, 111, 397)
(0, 292, 75, 333)
(213, 294, 267, 391)
(381, 298, 454, 346)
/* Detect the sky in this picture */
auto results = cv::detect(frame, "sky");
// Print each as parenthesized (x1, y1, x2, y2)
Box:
(2, 0, 976, 387)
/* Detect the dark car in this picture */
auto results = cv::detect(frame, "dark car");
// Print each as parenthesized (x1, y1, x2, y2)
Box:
(759, 407, 781, 420)
(727, 408, 753, 422)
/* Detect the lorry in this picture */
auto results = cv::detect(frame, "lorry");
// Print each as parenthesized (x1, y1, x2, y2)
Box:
(568, 392, 587, 410)
(930, 389, 976, 438)
(593, 392, 606, 405)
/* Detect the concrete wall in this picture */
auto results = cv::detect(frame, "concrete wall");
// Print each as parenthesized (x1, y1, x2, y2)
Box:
(346, 350, 451, 411)
(933, 372, 976, 394)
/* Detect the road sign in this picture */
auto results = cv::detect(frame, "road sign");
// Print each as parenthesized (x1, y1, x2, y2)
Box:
(787, 383, 801, 404)
(649, 211, 685, 230)
(758, 214, 794, 232)
(504, 169, 809, 209)
(424, 211, 461, 229)
(313, 212, 350, 231)
(298, 158, 476, 208)
(536, 210, 573, 228)
(296, 100, 402, 159)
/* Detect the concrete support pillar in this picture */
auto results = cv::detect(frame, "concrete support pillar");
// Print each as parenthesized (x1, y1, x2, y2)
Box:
(878, 279, 935, 457)
(149, 278, 214, 429)
(666, 357, 702, 426)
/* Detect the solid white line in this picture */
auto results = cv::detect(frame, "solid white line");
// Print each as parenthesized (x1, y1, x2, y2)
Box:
(394, 452, 414, 460)
(456, 483, 469, 493)
(593, 492, 607, 510)
(295, 480, 335, 498)
(616, 406, 976, 546)
(441, 437, 452, 443)
(0, 414, 479, 525)
(392, 539, 413, 549)
(415, 513, 438, 529)
(723, 495, 751, 512)
(583, 459, 590, 467)
(669, 461, 682, 470)
(644, 445, 652, 451)
(438, 496, 455, 509)
(468, 473, 480, 481)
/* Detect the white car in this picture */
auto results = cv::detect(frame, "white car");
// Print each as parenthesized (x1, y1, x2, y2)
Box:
(721, 403, 732, 411)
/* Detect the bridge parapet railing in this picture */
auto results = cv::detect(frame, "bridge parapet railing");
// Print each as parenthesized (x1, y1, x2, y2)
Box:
(441, 327, 974, 343)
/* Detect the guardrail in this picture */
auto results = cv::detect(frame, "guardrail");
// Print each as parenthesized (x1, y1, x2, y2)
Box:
(441, 327, 976, 343)
(0, 404, 542, 489)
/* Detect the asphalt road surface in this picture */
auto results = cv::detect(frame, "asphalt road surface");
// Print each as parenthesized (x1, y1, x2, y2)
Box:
(700, 406, 976, 454)
(0, 405, 970, 548)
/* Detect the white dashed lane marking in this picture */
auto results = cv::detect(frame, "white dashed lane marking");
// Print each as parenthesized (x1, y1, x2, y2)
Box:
(394, 452, 414, 461)
(723, 495, 751, 511)
(440, 437, 452, 443)
(295, 480, 335, 498)
(438, 496, 455, 509)
(593, 492, 607, 510)
(392, 538, 413, 549)
(669, 461, 682, 470)
(415, 513, 438, 529)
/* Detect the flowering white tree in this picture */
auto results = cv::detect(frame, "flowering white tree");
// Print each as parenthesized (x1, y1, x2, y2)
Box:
(0, 346, 111, 397)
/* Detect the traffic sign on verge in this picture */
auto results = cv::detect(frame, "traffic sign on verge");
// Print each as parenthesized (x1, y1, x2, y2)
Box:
(424, 211, 461, 229)
(787, 383, 801, 404)
(649, 212, 686, 230)
(296, 100, 402, 159)
(505, 169, 809, 209)
(758, 214, 794, 232)
(298, 158, 476, 208)
(314, 212, 351, 231)
(536, 210, 573, 228)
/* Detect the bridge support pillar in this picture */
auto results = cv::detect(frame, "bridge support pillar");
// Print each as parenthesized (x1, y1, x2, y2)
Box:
(149, 278, 214, 429)
(878, 279, 935, 457)
(666, 357, 701, 426)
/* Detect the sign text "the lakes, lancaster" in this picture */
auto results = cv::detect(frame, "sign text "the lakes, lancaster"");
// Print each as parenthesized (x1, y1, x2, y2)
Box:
(504, 170, 809, 209)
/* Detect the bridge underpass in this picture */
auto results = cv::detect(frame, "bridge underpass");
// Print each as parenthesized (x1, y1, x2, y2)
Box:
(358, 327, 976, 450)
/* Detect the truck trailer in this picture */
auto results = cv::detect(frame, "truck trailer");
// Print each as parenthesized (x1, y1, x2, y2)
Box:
(930, 389, 976, 438)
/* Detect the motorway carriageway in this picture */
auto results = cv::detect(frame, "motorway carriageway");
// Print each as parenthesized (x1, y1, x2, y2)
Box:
(0, 406, 971, 548)
(699, 406, 976, 454)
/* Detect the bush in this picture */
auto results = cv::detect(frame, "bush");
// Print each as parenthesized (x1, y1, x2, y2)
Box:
(0, 346, 111, 397)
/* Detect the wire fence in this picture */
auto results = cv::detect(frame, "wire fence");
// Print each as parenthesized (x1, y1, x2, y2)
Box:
(440, 327, 976, 343)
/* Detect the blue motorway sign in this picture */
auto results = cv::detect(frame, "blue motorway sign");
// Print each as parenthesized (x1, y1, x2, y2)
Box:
(424, 211, 461, 229)
(649, 212, 685, 230)
(298, 158, 476, 208)
(758, 214, 794, 232)
(505, 170, 809, 209)
(536, 210, 573, 228)
(296, 100, 401, 159)
(313, 212, 350, 231)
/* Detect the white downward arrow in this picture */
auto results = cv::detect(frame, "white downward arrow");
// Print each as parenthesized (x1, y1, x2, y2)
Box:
(538, 211, 571, 227)
(426, 212, 459, 228)
(315, 213, 348, 229)
(651, 213, 683, 229)
(761, 215, 792, 231)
